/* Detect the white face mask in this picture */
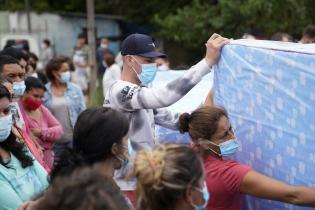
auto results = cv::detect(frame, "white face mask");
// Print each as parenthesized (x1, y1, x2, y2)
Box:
(41, 43, 46, 49)
(115, 140, 133, 169)
(0, 114, 13, 142)
(100, 44, 108, 48)
(130, 56, 157, 86)
(157, 64, 169, 71)
(31, 72, 38, 78)
(60, 71, 71, 83)
(190, 182, 210, 210)
(13, 81, 26, 97)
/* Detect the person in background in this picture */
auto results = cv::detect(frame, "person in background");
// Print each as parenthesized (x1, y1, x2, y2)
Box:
(115, 51, 124, 69)
(75, 34, 89, 63)
(270, 32, 293, 42)
(97, 37, 114, 76)
(40, 39, 54, 69)
(28, 52, 48, 84)
(0, 76, 14, 97)
(300, 25, 315, 44)
(0, 85, 49, 210)
(0, 47, 29, 72)
(44, 56, 86, 160)
(242, 33, 256, 39)
(102, 53, 121, 97)
(179, 106, 315, 210)
(133, 144, 209, 210)
(33, 167, 131, 210)
(155, 56, 170, 71)
(20, 77, 63, 170)
(0, 55, 50, 172)
(72, 46, 90, 94)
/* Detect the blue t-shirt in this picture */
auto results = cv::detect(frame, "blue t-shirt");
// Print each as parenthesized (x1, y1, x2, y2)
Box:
(0, 153, 49, 210)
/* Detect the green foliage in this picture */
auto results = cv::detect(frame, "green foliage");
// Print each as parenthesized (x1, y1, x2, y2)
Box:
(154, 0, 315, 48)
(1, 0, 314, 50)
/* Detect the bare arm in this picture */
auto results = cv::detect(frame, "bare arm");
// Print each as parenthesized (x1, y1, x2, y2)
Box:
(240, 170, 315, 207)
(204, 87, 214, 107)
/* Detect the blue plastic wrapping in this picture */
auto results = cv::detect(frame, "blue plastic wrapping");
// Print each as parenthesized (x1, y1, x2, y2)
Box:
(152, 70, 213, 144)
(154, 40, 315, 209)
(214, 40, 315, 210)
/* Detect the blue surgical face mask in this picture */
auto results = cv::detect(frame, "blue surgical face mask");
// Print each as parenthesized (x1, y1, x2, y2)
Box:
(209, 139, 239, 157)
(0, 114, 13, 142)
(60, 71, 71, 83)
(131, 57, 157, 86)
(13, 81, 26, 97)
(191, 182, 210, 210)
(116, 140, 133, 168)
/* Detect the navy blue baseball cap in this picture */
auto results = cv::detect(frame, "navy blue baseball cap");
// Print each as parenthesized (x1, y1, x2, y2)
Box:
(121, 33, 165, 58)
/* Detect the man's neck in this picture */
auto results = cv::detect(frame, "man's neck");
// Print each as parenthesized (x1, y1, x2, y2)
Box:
(121, 67, 141, 85)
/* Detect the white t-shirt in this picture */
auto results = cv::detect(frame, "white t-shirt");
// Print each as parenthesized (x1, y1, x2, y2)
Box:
(102, 63, 121, 98)
(73, 51, 89, 91)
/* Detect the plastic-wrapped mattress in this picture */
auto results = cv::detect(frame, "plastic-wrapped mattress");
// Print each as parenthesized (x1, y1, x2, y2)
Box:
(214, 40, 315, 210)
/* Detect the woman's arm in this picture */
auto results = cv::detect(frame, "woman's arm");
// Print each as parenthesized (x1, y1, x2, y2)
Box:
(240, 170, 315, 206)
(40, 106, 64, 142)
(204, 87, 214, 107)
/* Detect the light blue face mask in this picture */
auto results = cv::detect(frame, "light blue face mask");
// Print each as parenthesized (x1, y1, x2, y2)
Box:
(138, 63, 157, 85)
(209, 139, 239, 157)
(0, 114, 13, 142)
(60, 71, 71, 83)
(13, 81, 26, 97)
(131, 57, 157, 86)
(116, 139, 133, 168)
(191, 182, 210, 210)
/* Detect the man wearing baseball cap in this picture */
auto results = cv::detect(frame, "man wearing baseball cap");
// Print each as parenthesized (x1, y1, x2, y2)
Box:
(103, 32, 227, 200)
(104, 32, 227, 149)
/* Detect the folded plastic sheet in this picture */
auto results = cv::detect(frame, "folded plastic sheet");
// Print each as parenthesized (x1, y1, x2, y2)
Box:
(152, 70, 213, 144)
(214, 40, 315, 210)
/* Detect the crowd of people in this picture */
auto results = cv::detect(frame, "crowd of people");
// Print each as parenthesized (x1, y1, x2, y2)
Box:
(0, 24, 315, 210)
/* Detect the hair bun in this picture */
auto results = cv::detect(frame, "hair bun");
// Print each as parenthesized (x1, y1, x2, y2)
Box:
(133, 148, 166, 189)
(178, 113, 191, 133)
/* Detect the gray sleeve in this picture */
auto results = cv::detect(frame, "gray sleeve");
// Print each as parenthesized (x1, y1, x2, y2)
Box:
(106, 59, 211, 111)
(154, 108, 180, 130)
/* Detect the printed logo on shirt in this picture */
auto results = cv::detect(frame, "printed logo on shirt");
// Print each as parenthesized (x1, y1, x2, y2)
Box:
(121, 86, 140, 102)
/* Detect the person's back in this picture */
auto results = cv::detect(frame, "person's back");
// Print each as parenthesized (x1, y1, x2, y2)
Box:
(34, 167, 131, 210)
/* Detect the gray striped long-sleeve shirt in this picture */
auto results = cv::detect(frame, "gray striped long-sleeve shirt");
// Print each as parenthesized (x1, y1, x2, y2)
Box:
(103, 59, 211, 151)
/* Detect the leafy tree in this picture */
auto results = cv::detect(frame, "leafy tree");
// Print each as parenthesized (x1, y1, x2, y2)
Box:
(1, 0, 314, 50)
(154, 0, 315, 48)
